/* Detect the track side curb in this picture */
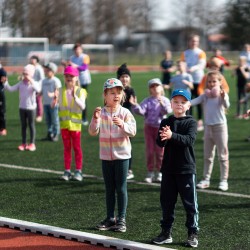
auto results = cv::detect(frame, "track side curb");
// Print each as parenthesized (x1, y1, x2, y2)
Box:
(0, 217, 175, 250)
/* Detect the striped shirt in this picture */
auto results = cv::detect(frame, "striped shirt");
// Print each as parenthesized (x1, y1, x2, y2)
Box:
(89, 105, 136, 160)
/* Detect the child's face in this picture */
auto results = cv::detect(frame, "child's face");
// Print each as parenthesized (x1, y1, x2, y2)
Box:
(207, 75, 221, 89)
(165, 51, 172, 59)
(0, 76, 6, 83)
(104, 87, 123, 108)
(30, 58, 37, 65)
(119, 74, 130, 87)
(64, 74, 77, 88)
(22, 72, 29, 81)
(44, 68, 54, 78)
(149, 84, 162, 97)
(171, 96, 191, 117)
(178, 62, 186, 72)
(74, 47, 83, 56)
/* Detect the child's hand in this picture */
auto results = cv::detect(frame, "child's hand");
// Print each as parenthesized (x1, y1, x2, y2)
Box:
(93, 107, 102, 119)
(182, 79, 189, 85)
(129, 96, 137, 105)
(48, 91, 55, 98)
(239, 98, 245, 104)
(163, 84, 170, 90)
(159, 125, 172, 141)
(112, 115, 123, 128)
(158, 96, 164, 106)
(26, 75, 33, 84)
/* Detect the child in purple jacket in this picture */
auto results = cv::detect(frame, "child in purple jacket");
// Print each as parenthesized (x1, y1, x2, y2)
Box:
(130, 78, 172, 183)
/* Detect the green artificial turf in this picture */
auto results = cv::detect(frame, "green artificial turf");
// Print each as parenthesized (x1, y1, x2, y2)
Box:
(0, 71, 249, 250)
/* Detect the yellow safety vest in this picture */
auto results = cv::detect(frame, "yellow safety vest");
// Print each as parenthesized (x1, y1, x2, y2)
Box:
(59, 87, 86, 131)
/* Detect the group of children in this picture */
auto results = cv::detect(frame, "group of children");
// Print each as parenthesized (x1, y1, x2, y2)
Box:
(2, 43, 250, 248)
(87, 60, 233, 248)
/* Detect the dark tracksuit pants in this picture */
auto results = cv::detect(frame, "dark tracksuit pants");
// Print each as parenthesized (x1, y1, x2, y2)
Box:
(160, 173, 199, 234)
(102, 159, 129, 220)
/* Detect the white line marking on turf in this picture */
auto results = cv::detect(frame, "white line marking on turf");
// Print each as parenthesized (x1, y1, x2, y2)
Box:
(0, 217, 175, 250)
(1, 163, 250, 199)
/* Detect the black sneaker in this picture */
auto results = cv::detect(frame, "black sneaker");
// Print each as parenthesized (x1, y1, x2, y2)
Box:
(96, 218, 116, 231)
(113, 218, 126, 232)
(41, 133, 52, 141)
(152, 229, 173, 244)
(185, 233, 198, 248)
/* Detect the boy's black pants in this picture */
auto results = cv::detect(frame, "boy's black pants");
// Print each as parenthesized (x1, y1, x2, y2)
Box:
(160, 173, 199, 234)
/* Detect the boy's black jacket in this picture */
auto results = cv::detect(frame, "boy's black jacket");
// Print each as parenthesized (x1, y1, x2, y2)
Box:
(156, 115, 197, 174)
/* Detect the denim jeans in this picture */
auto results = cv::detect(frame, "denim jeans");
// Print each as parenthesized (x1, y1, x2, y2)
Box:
(43, 104, 60, 136)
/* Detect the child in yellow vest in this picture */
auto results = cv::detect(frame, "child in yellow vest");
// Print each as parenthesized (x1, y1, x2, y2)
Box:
(51, 65, 87, 181)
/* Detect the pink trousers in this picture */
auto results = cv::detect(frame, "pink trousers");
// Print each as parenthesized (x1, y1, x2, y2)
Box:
(36, 94, 43, 117)
(61, 129, 83, 171)
(144, 124, 164, 172)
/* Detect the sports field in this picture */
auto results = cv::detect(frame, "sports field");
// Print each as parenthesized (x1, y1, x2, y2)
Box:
(0, 70, 249, 250)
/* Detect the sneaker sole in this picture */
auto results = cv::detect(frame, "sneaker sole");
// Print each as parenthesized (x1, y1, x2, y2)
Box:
(96, 226, 116, 231)
(73, 177, 83, 181)
(113, 228, 126, 233)
(127, 175, 134, 180)
(196, 184, 210, 189)
(185, 242, 198, 248)
(60, 177, 71, 181)
(153, 238, 173, 244)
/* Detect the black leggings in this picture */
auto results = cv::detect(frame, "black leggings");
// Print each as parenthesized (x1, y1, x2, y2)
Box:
(19, 109, 36, 144)
(102, 159, 129, 219)
(81, 85, 88, 121)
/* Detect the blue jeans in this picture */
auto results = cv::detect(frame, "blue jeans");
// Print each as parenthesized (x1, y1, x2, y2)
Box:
(43, 105, 59, 136)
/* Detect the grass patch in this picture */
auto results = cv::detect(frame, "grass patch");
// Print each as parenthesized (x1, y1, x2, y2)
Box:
(0, 70, 249, 249)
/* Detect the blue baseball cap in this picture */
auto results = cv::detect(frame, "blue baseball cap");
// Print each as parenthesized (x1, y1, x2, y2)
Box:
(171, 89, 191, 101)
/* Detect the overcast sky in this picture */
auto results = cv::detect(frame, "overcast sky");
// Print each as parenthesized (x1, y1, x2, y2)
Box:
(151, 0, 228, 30)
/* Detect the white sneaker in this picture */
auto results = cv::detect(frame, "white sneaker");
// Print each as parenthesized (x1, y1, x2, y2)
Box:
(145, 172, 154, 183)
(73, 171, 83, 181)
(218, 181, 228, 191)
(156, 172, 162, 182)
(196, 180, 210, 189)
(127, 170, 134, 180)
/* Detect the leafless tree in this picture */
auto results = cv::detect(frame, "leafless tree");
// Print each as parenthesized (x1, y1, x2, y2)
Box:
(3, 0, 87, 44)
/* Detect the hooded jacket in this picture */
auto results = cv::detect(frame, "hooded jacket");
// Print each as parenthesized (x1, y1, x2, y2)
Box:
(156, 115, 197, 174)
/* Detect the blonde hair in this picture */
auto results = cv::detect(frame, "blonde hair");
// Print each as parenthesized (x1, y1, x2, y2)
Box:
(103, 87, 126, 106)
(206, 70, 223, 88)
(206, 71, 228, 114)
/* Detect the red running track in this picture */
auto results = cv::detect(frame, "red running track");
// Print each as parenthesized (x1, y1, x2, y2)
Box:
(0, 227, 109, 250)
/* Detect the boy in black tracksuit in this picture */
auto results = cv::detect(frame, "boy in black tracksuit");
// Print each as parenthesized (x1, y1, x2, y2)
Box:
(152, 89, 199, 248)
